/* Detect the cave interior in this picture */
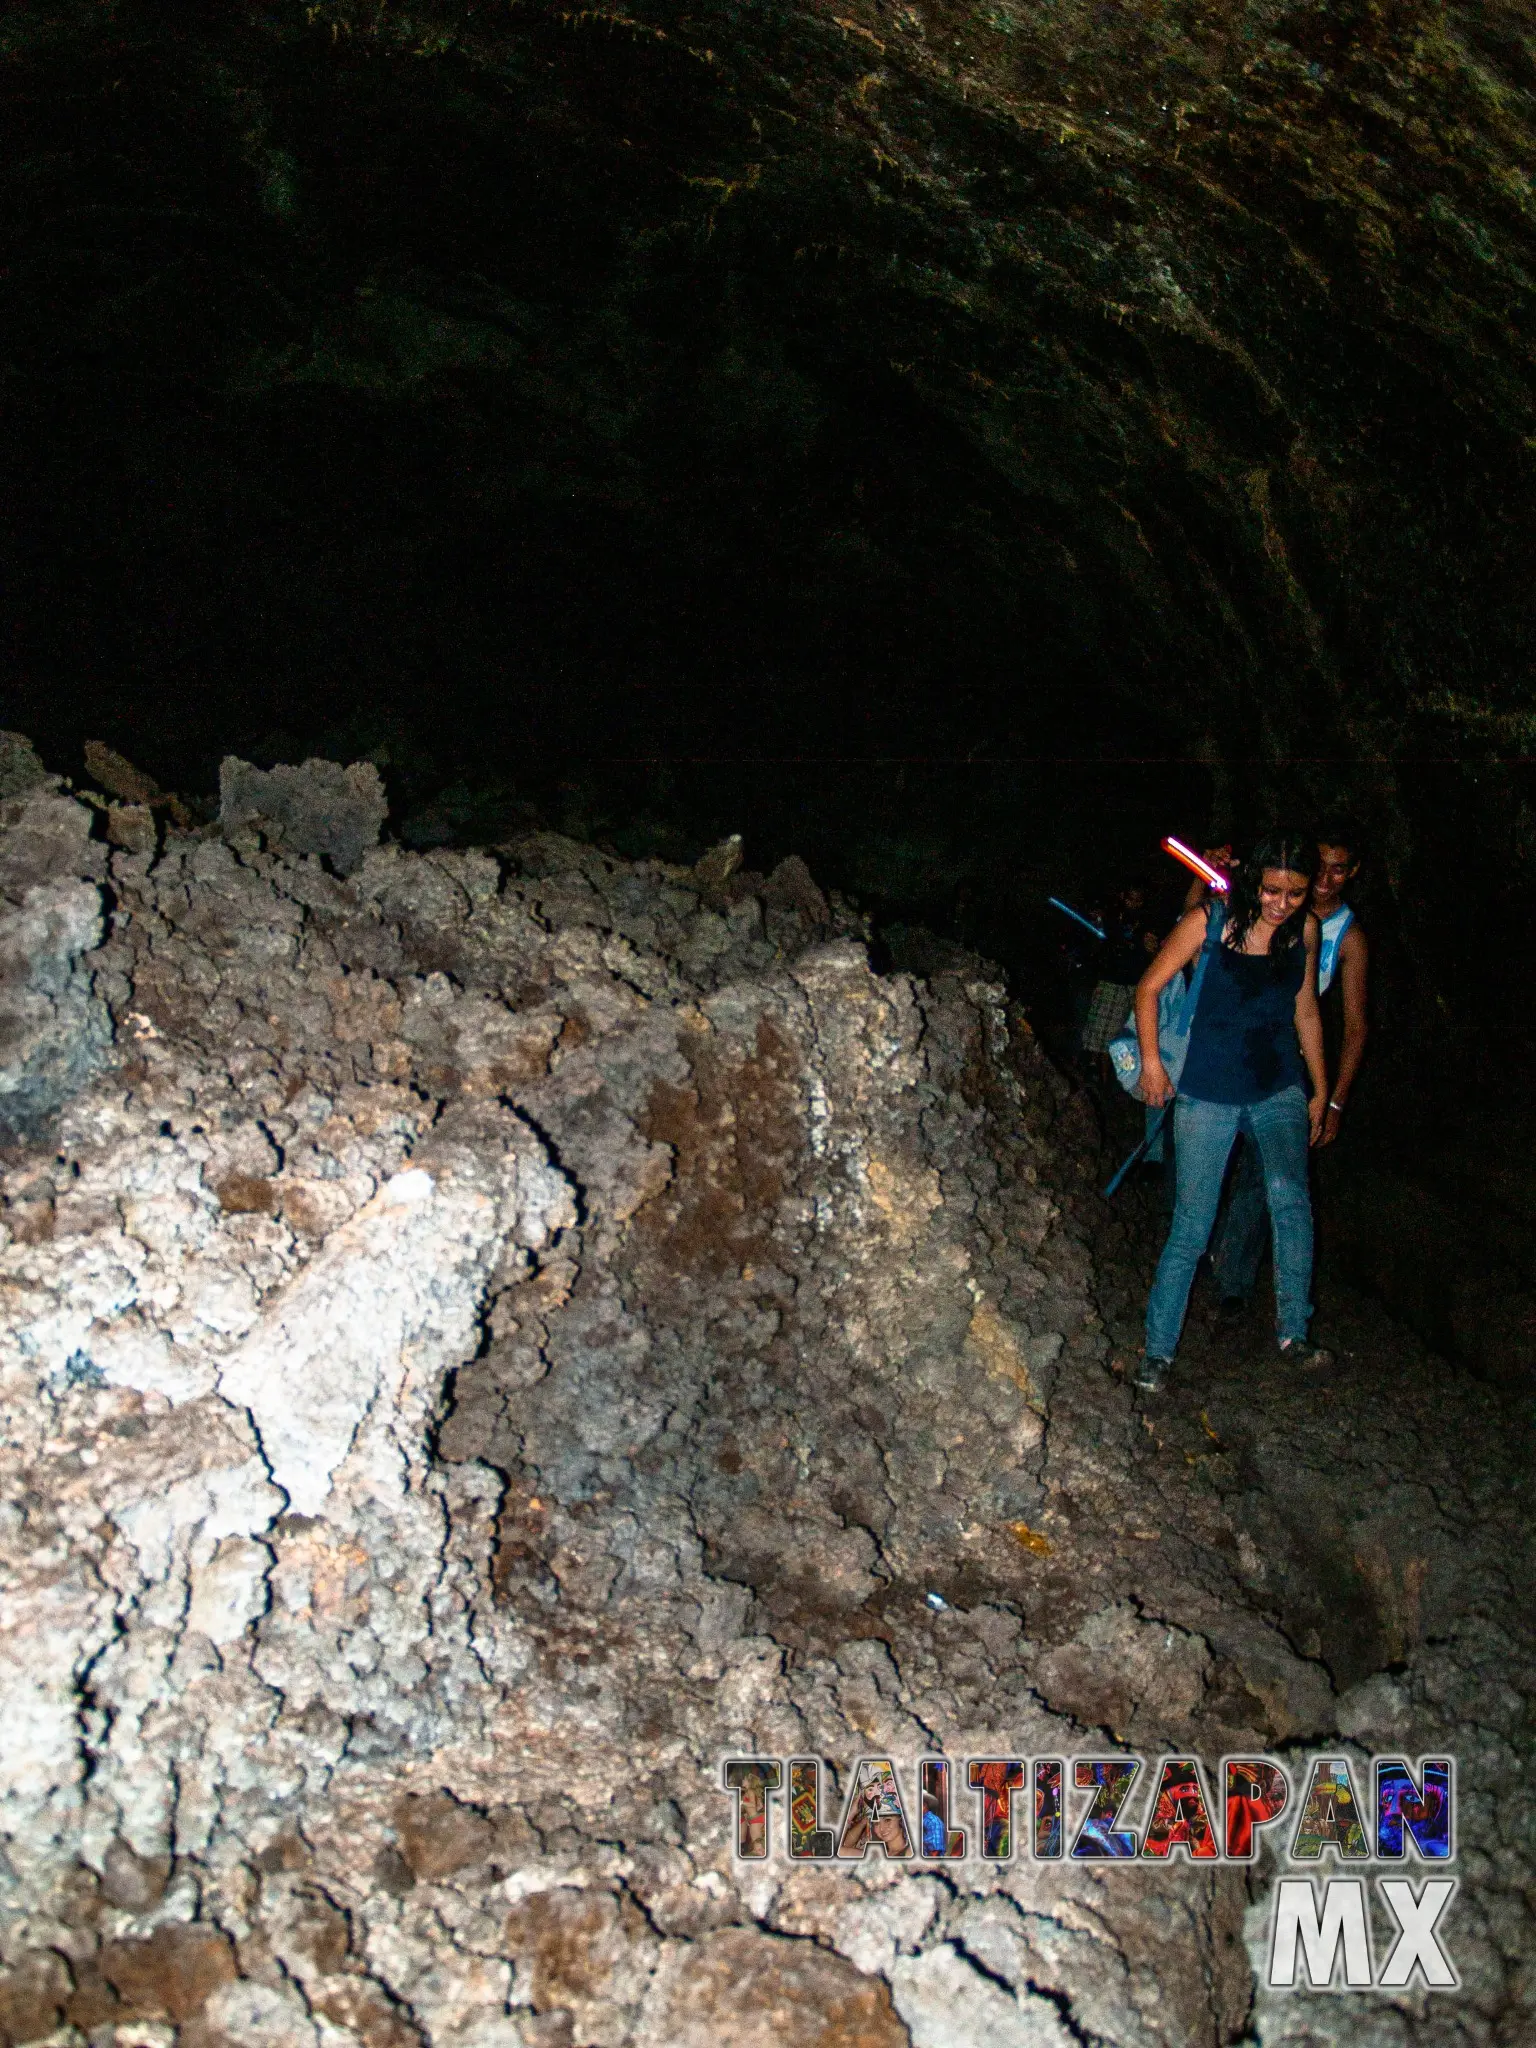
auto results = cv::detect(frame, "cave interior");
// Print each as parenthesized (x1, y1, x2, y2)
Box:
(2, 3, 1536, 2039)
(7, 0, 1536, 1355)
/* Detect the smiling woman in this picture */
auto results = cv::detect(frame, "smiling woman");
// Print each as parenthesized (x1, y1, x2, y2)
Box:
(1134, 833, 1330, 1387)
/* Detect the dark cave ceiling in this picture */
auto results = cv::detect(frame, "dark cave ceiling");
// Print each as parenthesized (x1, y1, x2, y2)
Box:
(3, 0, 1535, 975)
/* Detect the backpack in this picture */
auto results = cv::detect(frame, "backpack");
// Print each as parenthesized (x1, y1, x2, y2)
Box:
(1106, 898, 1226, 1098)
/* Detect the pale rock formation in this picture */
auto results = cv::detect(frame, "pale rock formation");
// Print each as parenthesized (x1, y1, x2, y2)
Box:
(3, 772, 1483, 2046)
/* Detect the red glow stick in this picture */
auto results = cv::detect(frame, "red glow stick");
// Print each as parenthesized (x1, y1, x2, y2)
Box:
(1162, 836, 1231, 894)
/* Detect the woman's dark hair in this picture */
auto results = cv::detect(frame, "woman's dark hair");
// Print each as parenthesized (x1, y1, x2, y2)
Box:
(1222, 832, 1314, 955)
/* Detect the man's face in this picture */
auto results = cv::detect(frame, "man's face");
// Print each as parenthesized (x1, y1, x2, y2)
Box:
(1314, 845, 1358, 905)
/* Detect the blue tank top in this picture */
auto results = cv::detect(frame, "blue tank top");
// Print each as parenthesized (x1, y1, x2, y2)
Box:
(1317, 905, 1354, 995)
(1178, 934, 1307, 1105)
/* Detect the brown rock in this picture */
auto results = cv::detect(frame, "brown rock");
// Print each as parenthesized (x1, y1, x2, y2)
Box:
(503, 1890, 625, 2012)
(4, 1196, 54, 1243)
(253, 1832, 311, 1874)
(0, 1950, 72, 2045)
(63, 1954, 122, 2032)
(311, 1978, 425, 2047)
(105, 802, 158, 853)
(100, 1835, 170, 1910)
(692, 833, 743, 901)
(98, 1923, 239, 2021)
(279, 1177, 357, 1238)
(286, 1889, 352, 1975)
(84, 740, 160, 804)
(218, 754, 387, 876)
(214, 1172, 278, 1215)
(394, 1789, 496, 1881)
(371, 1845, 417, 1897)
(642, 1928, 908, 2048)
(763, 854, 830, 927)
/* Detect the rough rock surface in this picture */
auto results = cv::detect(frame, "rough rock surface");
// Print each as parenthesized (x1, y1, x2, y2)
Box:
(0, 788, 111, 1144)
(1, 783, 1531, 2044)
(218, 760, 391, 882)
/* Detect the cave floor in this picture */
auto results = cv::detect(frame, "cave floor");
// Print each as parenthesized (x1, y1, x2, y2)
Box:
(1085, 1153, 1536, 2038)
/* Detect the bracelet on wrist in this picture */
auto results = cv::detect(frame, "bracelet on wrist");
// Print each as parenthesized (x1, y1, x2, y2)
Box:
(1328, 1100, 1345, 1112)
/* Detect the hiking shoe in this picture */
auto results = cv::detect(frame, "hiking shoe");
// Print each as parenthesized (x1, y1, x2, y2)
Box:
(1133, 1354, 1172, 1393)
(1278, 1338, 1335, 1373)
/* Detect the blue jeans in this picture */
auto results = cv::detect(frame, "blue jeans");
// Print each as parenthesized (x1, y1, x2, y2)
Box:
(1145, 1088, 1313, 1359)
(1211, 1137, 1268, 1301)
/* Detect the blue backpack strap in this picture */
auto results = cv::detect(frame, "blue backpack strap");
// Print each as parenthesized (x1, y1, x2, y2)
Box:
(1180, 896, 1224, 1034)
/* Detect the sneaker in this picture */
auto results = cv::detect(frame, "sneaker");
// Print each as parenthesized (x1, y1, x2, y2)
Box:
(1277, 1338, 1335, 1373)
(1133, 1354, 1172, 1393)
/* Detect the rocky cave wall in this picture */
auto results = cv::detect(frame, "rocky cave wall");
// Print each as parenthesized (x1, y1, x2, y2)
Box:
(4, 0, 1535, 986)
(4, 761, 1532, 2046)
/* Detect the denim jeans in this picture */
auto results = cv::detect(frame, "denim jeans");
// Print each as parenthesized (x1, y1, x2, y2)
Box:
(1211, 1136, 1268, 1301)
(1145, 1087, 1313, 1359)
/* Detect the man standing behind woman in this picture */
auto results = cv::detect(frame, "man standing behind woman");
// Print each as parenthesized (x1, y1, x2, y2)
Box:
(1132, 834, 1332, 1392)
(1079, 883, 1159, 1084)
(1211, 822, 1369, 1315)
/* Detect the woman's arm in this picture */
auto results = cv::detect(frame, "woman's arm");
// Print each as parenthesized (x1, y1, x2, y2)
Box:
(1294, 917, 1328, 1144)
(1134, 908, 1209, 1105)
(1323, 925, 1370, 1143)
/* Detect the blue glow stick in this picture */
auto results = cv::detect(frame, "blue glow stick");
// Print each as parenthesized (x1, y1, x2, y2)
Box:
(1104, 1108, 1168, 1197)
(1048, 897, 1105, 940)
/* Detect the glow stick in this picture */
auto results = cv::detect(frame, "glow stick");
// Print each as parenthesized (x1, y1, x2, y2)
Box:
(1162, 836, 1231, 894)
(1047, 896, 1105, 940)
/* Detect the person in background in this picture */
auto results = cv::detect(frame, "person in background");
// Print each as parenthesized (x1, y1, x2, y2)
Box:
(1132, 833, 1332, 1392)
(1312, 819, 1371, 1140)
(1080, 882, 1159, 1084)
(1211, 821, 1369, 1318)
(1057, 903, 1103, 1066)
